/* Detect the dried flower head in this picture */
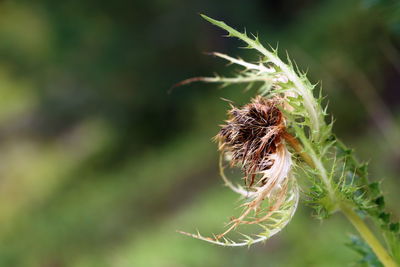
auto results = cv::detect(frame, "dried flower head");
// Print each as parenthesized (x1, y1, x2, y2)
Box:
(216, 96, 286, 188)
(212, 96, 295, 239)
(179, 96, 299, 246)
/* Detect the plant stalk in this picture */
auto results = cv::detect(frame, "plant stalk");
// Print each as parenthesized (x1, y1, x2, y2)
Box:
(285, 133, 397, 267)
(340, 203, 397, 267)
(283, 132, 315, 168)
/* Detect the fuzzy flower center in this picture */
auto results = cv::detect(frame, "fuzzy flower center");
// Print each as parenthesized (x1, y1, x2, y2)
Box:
(216, 96, 285, 187)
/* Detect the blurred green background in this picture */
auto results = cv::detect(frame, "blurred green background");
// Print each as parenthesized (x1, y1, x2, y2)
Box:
(0, 0, 398, 266)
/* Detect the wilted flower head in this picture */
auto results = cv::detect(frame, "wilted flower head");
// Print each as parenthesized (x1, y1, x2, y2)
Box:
(179, 96, 299, 246)
(216, 96, 286, 188)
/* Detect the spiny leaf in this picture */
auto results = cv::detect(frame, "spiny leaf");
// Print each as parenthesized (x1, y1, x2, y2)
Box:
(347, 235, 384, 267)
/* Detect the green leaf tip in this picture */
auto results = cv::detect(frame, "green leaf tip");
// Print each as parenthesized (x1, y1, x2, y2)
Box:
(200, 14, 246, 41)
(200, 14, 225, 28)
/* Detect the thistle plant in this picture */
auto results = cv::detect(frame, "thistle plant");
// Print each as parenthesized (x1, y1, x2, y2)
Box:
(179, 15, 400, 266)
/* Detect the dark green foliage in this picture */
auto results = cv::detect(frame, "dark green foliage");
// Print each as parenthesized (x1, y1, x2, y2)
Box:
(347, 235, 384, 267)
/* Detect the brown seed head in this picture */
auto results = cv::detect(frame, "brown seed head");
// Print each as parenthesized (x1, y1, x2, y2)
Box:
(216, 96, 286, 186)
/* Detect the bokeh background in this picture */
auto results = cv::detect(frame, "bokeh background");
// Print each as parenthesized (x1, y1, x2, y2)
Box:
(0, 0, 399, 266)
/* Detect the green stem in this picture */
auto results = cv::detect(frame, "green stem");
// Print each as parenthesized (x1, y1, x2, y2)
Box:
(340, 203, 397, 267)
(286, 135, 397, 266)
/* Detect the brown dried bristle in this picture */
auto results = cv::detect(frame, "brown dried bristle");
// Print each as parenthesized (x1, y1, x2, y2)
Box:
(216, 96, 285, 187)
